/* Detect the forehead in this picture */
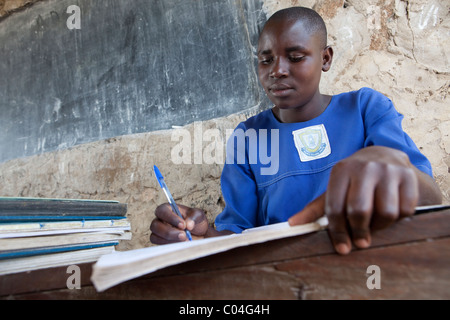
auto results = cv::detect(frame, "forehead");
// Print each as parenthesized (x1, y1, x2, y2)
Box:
(258, 20, 320, 53)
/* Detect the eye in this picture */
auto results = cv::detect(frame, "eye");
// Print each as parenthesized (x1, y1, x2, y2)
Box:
(289, 56, 305, 63)
(259, 56, 273, 65)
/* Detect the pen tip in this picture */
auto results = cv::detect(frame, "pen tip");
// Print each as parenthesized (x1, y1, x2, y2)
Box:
(153, 165, 164, 187)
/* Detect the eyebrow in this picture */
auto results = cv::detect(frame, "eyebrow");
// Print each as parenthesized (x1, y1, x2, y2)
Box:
(258, 45, 308, 56)
(285, 45, 308, 53)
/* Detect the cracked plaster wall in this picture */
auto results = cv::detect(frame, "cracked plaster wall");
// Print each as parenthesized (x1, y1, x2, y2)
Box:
(0, 0, 449, 250)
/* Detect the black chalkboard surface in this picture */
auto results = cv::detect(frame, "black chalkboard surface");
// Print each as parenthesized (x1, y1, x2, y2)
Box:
(0, 0, 268, 163)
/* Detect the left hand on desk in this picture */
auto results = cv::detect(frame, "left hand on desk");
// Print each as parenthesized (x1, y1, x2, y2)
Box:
(288, 146, 421, 255)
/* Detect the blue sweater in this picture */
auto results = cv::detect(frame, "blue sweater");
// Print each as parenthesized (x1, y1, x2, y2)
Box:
(215, 88, 433, 233)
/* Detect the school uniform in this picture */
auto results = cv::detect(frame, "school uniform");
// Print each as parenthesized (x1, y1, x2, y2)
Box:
(215, 87, 433, 233)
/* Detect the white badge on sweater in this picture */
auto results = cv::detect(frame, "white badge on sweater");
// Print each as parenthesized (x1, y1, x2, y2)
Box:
(292, 124, 331, 162)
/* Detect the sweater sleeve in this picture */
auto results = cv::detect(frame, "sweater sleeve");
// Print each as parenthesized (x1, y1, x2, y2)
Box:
(214, 122, 259, 233)
(360, 88, 433, 177)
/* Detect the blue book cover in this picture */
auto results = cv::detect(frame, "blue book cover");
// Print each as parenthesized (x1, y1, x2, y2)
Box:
(0, 197, 127, 218)
(0, 241, 119, 260)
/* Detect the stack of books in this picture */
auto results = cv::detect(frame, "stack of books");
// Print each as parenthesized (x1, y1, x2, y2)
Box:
(0, 197, 131, 275)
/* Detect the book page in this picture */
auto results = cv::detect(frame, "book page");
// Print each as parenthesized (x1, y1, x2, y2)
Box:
(91, 217, 329, 291)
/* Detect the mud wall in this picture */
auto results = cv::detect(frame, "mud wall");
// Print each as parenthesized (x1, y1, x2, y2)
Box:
(0, 0, 448, 250)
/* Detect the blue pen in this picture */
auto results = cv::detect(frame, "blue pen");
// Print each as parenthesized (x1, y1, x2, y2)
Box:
(153, 165, 192, 241)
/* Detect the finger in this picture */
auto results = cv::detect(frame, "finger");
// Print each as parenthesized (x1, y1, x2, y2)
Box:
(325, 163, 352, 255)
(155, 203, 187, 229)
(288, 193, 325, 226)
(177, 203, 194, 219)
(182, 206, 209, 236)
(326, 213, 352, 255)
(185, 218, 195, 231)
(150, 232, 187, 245)
(325, 162, 351, 219)
(345, 163, 378, 248)
(371, 172, 400, 230)
(150, 218, 187, 243)
(398, 168, 419, 218)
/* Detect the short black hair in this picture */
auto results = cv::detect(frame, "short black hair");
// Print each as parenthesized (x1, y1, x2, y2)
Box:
(262, 7, 328, 48)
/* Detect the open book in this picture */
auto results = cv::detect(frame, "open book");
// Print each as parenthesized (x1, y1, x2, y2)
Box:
(90, 204, 450, 292)
(91, 217, 329, 292)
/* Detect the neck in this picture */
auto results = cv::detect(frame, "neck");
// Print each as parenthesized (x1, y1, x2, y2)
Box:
(272, 93, 332, 123)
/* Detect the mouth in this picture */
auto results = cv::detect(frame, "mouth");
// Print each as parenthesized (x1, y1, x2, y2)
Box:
(268, 83, 294, 97)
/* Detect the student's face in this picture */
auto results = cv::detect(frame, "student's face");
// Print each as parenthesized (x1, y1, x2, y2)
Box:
(257, 20, 331, 110)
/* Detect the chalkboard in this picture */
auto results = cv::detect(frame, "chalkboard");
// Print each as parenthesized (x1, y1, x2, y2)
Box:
(0, 0, 269, 163)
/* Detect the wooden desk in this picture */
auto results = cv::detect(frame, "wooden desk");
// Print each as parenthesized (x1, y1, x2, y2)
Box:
(1, 210, 449, 300)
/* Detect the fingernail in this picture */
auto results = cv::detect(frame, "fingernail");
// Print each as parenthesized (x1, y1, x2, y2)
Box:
(178, 222, 185, 229)
(354, 238, 370, 249)
(186, 219, 195, 230)
(178, 232, 186, 241)
(336, 243, 350, 255)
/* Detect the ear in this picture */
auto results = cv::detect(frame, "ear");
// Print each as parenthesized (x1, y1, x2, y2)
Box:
(322, 46, 333, 72)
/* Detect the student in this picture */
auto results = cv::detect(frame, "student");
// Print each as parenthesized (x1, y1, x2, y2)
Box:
(150, 7, 442, 255)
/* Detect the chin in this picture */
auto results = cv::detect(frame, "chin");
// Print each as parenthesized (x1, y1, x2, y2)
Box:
(275, 103, 295, 109)
(272, 100, 302, 110)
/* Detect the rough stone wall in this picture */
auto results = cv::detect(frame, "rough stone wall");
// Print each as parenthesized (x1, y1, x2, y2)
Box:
(265, 0, 450, 202)
(0, 0, 449, 251)
(0, 113, 251, 250)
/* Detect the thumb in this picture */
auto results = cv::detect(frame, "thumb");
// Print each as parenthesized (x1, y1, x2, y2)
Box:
(184, 207, 209, 236)
(288, 193, 325, 226)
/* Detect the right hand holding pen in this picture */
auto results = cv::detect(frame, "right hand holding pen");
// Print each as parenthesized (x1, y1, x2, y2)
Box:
(150, 203, 209, 244)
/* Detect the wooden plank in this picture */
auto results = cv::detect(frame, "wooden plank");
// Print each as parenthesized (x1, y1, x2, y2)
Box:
(8, 238, 450, 300)
(275, 238, 450, 300)
(7, 265, 299, 300)
(0, 263, 93, 297)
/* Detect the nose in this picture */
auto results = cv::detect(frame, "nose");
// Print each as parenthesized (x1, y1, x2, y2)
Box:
(270, 57, 288, 78)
